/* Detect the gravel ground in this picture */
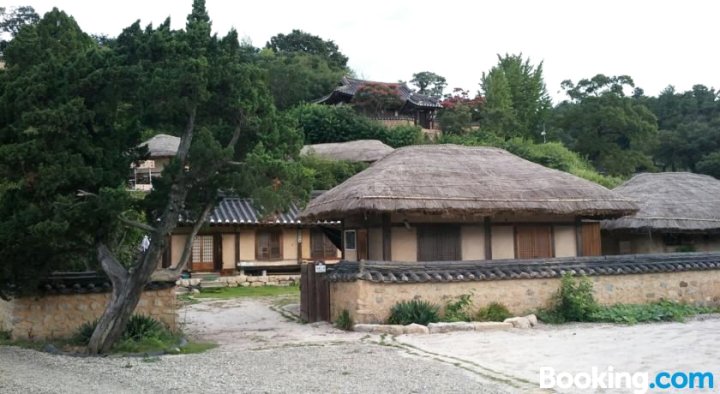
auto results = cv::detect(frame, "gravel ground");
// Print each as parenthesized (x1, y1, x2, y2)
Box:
(0, 296, 510, 394)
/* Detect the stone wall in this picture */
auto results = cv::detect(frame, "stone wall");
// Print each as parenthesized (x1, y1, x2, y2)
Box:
(331, 270, 720, 324)
(0, 298, 12, 333)
(177, 274, 300, 288)
(7, 287, 176, 340)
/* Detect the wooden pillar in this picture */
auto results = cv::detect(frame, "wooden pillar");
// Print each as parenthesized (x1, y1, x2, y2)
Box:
(484, 217, 492, 260)
(382, 213, 392, 261)
(297, 228, 303, 263)
(234, 231, 240, 264)
(575, 217, 583, 257)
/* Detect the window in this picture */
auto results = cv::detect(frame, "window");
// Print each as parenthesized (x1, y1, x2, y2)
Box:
(192, 236, 214, 264)
(344, 230, 356, 250)
(515, 226, 553, 259)
(417, 225, 461, 261)
(311, 229, 338, 260)
(256, 229, 282, 260)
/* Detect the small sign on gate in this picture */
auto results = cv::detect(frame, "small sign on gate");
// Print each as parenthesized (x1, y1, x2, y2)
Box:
(314, 263, 326, 273)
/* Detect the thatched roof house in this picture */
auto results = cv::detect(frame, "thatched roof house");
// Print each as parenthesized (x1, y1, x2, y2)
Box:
(131, 134, 181, 191)
(300, 140, 394, 163)
(303, 145, 636, 220)
(301, 145, 637, 262)
(602, 172, 720, 254)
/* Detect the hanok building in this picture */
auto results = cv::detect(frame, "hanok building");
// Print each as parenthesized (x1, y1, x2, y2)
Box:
(130, 134, 180, 191)
(602, 172, 720, 254)
(300, 145, 638, 262)
(166, 197, 340, 275)
(316, 77, 442, 130)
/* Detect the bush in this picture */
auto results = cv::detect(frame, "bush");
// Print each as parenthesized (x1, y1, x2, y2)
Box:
(590, 300, 717, 324)
(475, 302, 512, 322)
(123, 315, 167, 341)
(381, 124, 423, 148)
(442, 294, 473, 322)
(334, 309, 354, 331)
(300, 156, 367, 190)
(538, 274, 598, 323)
(387, 299, 440, 326)
(72, 315, 170, 346)
(72, 319, 99, 345)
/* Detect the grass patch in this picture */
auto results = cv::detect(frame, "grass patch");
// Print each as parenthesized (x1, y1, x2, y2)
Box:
(179, 341, 218, 354)
(589, 301, 718, 324)
(177, 293, 200, 305)
(194, 285, 299, 299)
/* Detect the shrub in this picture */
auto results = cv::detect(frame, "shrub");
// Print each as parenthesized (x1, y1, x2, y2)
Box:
(334, 309, 354, 331)
(72, 315, 169, 346)
(381, 124, 423, 148)
(123, 315, 167, 341)
(0, 329, 12, 341)
(72, 319, 99, 345)
(442, 294, 473, 322)
(590, 300, 717, 324)
(538, 274, 598, 323)
(475, 302, 512, 322)
(555, 274, 598, 322)
(387, 299, 440, 326)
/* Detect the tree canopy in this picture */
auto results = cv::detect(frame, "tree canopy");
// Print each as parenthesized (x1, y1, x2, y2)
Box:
(410, 71, 447, 98)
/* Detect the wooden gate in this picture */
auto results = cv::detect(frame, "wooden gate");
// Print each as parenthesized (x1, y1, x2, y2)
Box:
(300, 262, 330, 323)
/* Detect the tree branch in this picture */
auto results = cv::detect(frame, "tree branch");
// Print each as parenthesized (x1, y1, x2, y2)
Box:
(172, 200, 215, 273)
(118, 216, 156, 232)
(97, 243, 129, 287)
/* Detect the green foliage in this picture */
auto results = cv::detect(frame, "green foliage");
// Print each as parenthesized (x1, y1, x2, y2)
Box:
(72, 319, 99, 345)
(265, 29, 348, 69)
(0, 5, 39, 56)
(589, 300, 718, 324)
(387, 299, 440, 326)
(259, 50, 346, 111)
(73, 315, 169, 347)
(292, 104, 422, 148)
(553, 74, 658, 176)
(475, 302, 512, 322)
(334, 309, 354, 331)
(539, 274, 598, 323)
(438, 104, 473, 135)
(383, 124, 423, 148)
(674, 245, 697, 253)
(123, 315, 166, 342)
(480, 53, 551, 140)
(696, 151, 720, 179)
(300, 156, 367, 190)
(442, 294, 473, 322)
(410, 71, 447, 98)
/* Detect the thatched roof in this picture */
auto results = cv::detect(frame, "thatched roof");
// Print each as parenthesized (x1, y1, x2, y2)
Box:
(139, 134, 180, 157)
(301, 140, 394, 163)
(602, 172, 720, 232)
(300, 145, 638, 220)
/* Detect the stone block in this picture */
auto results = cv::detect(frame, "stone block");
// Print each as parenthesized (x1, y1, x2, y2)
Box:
(503, 316, 532, 329)
(427, 322, 475, 333)
(471, 322, 513, 331)
(250, 282, 263, 287)
(403, 323, 429, 335)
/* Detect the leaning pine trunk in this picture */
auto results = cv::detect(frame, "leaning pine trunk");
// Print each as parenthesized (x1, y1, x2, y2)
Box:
(87, 241, 167, 354)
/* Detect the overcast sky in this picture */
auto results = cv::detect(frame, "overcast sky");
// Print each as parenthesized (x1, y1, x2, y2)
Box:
(16, 0, 720, 102)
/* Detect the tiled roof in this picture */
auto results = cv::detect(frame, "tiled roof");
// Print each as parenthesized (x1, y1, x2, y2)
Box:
(319, 77, 442, 109)
(181, 197, 338, 226)
(139, 134, 180, 157)
(208, 197, 302, 224)
(326, 252, 720, 283)
(39, 272, 175, 295)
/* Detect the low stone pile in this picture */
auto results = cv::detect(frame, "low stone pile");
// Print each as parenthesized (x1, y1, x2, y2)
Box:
(176, 274, 300, 289)
(351, 314, 538, 335)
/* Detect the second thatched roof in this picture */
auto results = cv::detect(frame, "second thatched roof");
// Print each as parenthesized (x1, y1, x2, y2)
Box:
(300, 144, 638, 220)
(602, 172, 720, 232)
(300, 140, 394, 163)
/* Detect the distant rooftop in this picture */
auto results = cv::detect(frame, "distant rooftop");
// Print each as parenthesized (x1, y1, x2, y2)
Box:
(301, 140, 394, 163)
(139, 134, 180, 158)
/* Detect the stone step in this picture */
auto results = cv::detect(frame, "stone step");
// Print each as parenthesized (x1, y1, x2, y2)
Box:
(199, 281, 225, 289)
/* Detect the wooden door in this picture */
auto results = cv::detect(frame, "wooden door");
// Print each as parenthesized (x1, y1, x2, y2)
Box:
(417, 225, 461, 261)
(515, 226, 553, 259)
(191, 235, 215, 272)
(356, 229, 368, 261)
(581, 222, 601, 256)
